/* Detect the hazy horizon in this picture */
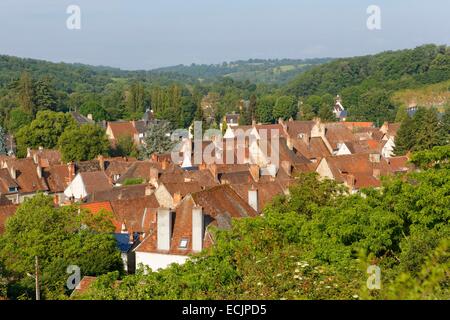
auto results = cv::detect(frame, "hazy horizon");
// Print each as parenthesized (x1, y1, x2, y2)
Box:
(0, 0, 449, 70)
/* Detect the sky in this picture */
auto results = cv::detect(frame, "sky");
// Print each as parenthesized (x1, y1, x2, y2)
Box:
(0, 0, 449, 70)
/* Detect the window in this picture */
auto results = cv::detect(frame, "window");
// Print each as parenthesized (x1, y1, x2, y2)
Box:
(179, 238, 189, 249)
(8, 186, 17, 193)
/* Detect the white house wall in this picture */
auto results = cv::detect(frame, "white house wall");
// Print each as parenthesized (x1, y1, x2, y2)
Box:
(135, 251, 189, 272)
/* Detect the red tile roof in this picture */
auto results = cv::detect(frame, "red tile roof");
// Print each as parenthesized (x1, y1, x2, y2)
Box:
(0, 204, 18, 234)
(107, 121, 138, 139)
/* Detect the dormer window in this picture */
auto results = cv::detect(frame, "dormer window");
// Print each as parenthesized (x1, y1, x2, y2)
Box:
(8, 186, 18, 193)
(179, 238, 189, 249)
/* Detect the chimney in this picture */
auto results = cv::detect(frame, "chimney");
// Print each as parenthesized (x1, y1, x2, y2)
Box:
(302, 133, 310, 145)
(173, 191, 182, 207)
(121, 222, 127, 234)
(32, 153, 39, 164)
(192, 206, 204, 253)
(98, 155, 105, 171)
(149, 167, 159, 186)
(209, 164, 219, 182)
(157, 207, 172, 251)
(249, 164, 260, 182)
(38, 146, 43, 151)
(9, 166, 16, 180)
(161, 159, 169, 171)
(87, 114, 93, 121)
(67, 162, 75, 183)
(251, 119, 256, 127)
(36, 165, 42, 179)
(53, 194, 59, 205)
(248, 187, 258, 212)
(281, 160, 292, 177)
(369, 153, 381, 163)
(129, 233, 134, 244)
(145, 184, 153, 196)
(346, 174, 355, 190)
(373, 168, 381, 178)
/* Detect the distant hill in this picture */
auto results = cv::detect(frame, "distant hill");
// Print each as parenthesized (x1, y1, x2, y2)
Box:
(283, 44, 450, 123)
(285, 44, 450, 97)
(152, 58, 333, 84)
(0, 55, 198, 92)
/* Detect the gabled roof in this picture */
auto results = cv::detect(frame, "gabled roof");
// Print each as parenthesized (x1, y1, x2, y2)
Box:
(107, 121, 138, 139)
(321, 153, 391, 189)
(292, 137, 331, 160)
(230, 181, 287, 213)
(135, 185, 257, 256)
(43, 164, 70, 193)
(0, 168, 18, 194)
(323, 123, 356, 150)
(28, 149, 62, 167)
(88, 184, 153, 202)
(79, 171, 112, 195)
(3, 158, 49, 193)
(110, 195, 160, 233)
(191, 185, 258, 227)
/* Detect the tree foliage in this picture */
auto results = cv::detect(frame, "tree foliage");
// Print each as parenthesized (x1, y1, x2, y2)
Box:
(0, 194, 123, 299)
(58, 124, 110, 162)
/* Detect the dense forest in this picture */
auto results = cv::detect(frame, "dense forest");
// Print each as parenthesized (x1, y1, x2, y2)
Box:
(0, 44, 449, 158)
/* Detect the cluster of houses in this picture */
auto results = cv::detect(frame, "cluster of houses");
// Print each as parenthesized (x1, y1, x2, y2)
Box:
(0, 113, 412, 293)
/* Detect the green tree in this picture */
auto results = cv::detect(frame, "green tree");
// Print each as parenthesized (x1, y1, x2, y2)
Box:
(0, 194, 123, 299)
(33, 77, 57, 112)
(0, 126, 7, 155)
(7, 107, 33, 134)
(17, 71, 35, 116)
(140, 122, 174, 159)
(256, 95, 276, 123)
(273, 96, 297, 120)
(15, 110, 76, 157)
(299, 103, 315, 120)
(79, 99, 109, 121)
(318, 103, 334, 121)
(395, 105, 409, 123)
(414, 107, 445, 151)
(111, 135, 138, 158)
(394, 115, 415, 156)
(58, 124, 110, 162)
(126, 81, 146, 116)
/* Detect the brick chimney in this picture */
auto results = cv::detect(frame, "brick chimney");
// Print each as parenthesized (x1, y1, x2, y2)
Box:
(173, 191, 182, 207)
(67, 162, 75, 183)
(98, 155, 105, 171)
(149, 167, 159, 187)
(9, 166, 16, 180)
(373, 168, 381, 178)
(369, 153, 381, 163)
(281, 160, 292, 177)
(192, 206, 204, 253)
(145, 184, 153, 196)
(208, 163, 219, 182)
(161, 159, 169, 171)
(249, 164, 260, 182)
(346, 174, 355, 190)
(157, 207, 172, 251)
(36, 165, 42, 179)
